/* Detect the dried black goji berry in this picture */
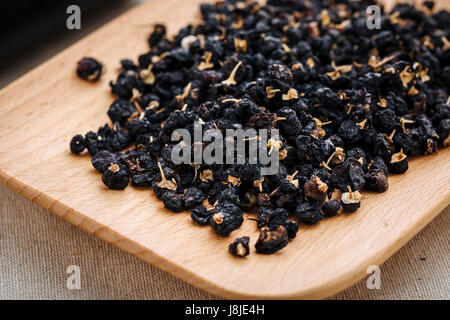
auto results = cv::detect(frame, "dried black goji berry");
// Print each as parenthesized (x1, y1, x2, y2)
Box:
(256, 207, 289, 229)
(389, 150, 409, 174)
(210, 202, 243, 237)
(191, 205, 213, 226)
(107, 98, 135, 125)
(255, 225, 288, 254)
(131, 171, 156, 187)
(304, 175, 328, 202)
(295, 198, 323, 225)
(102, 163, 129, 190)
(217, 187, 240, 205)
(282, 219, 299, 239)
(341, 187, 361, 213)
(365, 169, 389, 193)
(76, 57, 102, 82)
(229, 236, 250, 257)
(92, 150, 118, 173)
(70, 134, 86, 154)
(330, 159, 366, 191)
(161, 190, 184, 212)
(182, 186, 206, 210)
(321, 200, 340, 217)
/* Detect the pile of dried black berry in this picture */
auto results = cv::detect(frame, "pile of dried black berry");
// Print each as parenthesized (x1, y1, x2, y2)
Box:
(71, 0, 450, 256)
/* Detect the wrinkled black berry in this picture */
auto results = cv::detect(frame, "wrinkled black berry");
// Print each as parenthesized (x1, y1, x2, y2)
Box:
(341, 190, 361, 213)
(217, 187, 240, 205)
(182, 187, 206, 210)
(255, 225, 288, 254)
(161, 190, 184, 212)
(131, 171, 155, 187)
(282, 220, 299, 239)
(229, 236, 250, 257)
(191, 205, 213, 226)
(365, 169, 389, 193)
(92, 150, 117, 173)
(107, 98, 135, 125)
(101, 163, 129, 190)
(76, 57, 102, 81)
(389, 150, 409, 174)
(210, 202, 243, 237)
(256, 207, 289, 228)
(330, 159, 366, 191)
(295, 199, 323, 225)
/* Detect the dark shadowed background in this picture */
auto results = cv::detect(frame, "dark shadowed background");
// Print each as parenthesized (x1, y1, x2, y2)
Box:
(0, 0, 145, 88)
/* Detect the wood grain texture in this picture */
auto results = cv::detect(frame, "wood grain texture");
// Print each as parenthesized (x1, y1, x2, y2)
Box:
(0, 0, 449, 299)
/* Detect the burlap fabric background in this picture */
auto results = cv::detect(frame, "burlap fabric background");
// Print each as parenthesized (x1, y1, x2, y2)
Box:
(0, 184, 448, 299)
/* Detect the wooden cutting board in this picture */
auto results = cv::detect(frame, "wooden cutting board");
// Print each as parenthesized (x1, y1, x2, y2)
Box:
(0, 0, 449, 299)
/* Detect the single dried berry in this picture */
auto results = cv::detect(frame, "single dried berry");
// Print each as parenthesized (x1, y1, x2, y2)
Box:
(255, 225, 288, 254)
(191, 205, 213, 226)
(295, 199, 323, 225)
(370, 156, 389, 174)
(256, 207, 289, 228)
(338, 120, 361, 143)
(210, 202, 243, 237)
(148, 24, 166, 47)
(330, 159, 366, 191)
(77, 57, 102, 82)
(321, 200, 340, 217)
(161, 190, 184, 212)
(92, 150, 118, 173)
(102, 163, 129, 190)
(182, 186, 206, 210)
(389, 149, 409, 174)
(131, 171, 155, 187)
(217, 187, 240, 205)
(282, 220, 299, 239)
(229, 236, 250, 257)
(70, 134, 86, 154)
(107, 98, 135, 125)
(341, 187, 361, 213)
(304, 175, 328, 201)
(365, 169, 389, 193)
(120, 59, 137, 71)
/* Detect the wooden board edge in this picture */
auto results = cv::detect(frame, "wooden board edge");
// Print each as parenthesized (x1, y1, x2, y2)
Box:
(0, 168, 229, 298)
(315, 195, 450, 300)
(1, 167, 448, 299)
